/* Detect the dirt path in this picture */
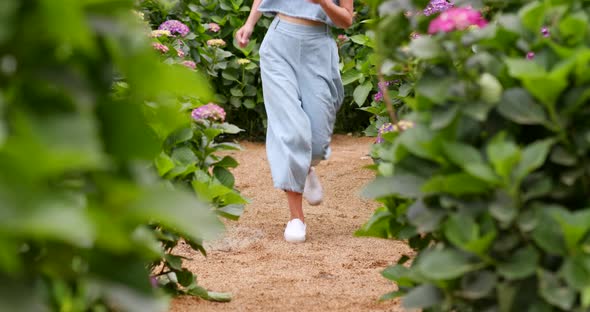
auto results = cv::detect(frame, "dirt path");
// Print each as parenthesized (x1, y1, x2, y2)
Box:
(171, 135, 412, 312)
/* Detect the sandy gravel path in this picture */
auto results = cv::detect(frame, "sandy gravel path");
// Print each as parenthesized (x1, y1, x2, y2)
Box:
(170, 135, 412, 312)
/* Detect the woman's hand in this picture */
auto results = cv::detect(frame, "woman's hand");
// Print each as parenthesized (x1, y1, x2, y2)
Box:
(236, 24, 254, 48)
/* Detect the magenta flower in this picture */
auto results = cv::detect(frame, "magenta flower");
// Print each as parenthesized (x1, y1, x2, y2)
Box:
(182, 60, 196, 69)
(541, 26, 550, 38)
(337, 34, 349, 43)
(191, 103, 226, 123)
(423, 0, 454, 16)
(526, 51, 535, 60)
(159, 20, 190, 37)
(410, 32, 421, 39)
(152, 42, 169, 53)
(428, 7, 488, 34)
(176, 49, 186, 57)
(208, 23, 221, 33)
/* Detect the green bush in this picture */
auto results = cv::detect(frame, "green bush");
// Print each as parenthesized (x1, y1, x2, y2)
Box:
(138, 0, 384, 137)
(361, 0, 590, 311)
(0, 0, 227, 310)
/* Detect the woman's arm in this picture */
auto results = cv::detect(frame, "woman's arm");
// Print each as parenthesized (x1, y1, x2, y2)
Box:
(236, 0, 263, 48)
(310, 0, 354, 29)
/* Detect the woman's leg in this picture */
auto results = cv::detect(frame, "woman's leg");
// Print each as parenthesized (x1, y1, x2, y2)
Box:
(299, 36, 344, 165)
(286, 191, 304, 222)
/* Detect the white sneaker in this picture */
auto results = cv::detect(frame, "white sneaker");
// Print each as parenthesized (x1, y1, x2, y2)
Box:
(303, 167, 323, 206)
(284, 219, 306, 243)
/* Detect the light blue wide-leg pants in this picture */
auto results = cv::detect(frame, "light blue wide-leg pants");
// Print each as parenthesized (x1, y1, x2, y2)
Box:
(259, 17, 344, 193)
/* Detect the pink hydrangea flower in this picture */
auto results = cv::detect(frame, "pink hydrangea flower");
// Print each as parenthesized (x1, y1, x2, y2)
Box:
(152, 42, 169, 53)
(208, 23, 221, 33)
(159, 20, 190, 37)
(182, 60, 196, 69)
(191, 103, 226, 123)
(428, 7, 488, 34)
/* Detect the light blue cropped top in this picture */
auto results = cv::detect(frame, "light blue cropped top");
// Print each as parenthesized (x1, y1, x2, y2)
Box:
(257, 0, 340, 26)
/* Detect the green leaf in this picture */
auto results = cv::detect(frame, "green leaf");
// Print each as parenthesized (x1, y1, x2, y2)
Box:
(561, 255, 590, 290)
(213, 167, 235, 188)
(459, 271, 497, 299)
(399, 125, 442, 163)
(362, 174, 426, 199)
(464, 163, 501, 184)
(341, 70, 363, 85)
(490, 191, 517, 225)
(409, 37, 443, 60)
(497, 246, 538, 280)
(402, 285, 443, 309)
(514, 139, 554, 183)
(417, 248, 480, 280)
(216, 204, 244, 221)
(486, 134, 520, 180)
(442, 141, 483, 165)
(443, 214, 494, 255)
(422, 173, 490, 196)
(165, 254, 183, 271)
(218, 123, 243, 134)
(559, 12, 588, 45)
(215, 156, 239, 168)
(497, 88, 548, 125)
(538, 270, 576, 311)
(531, 205, 567, 255)
(407, 200, 445, 233)
(353, 81, 373, 106)
(518, 1, 546, 33)
(349, 34, 369, 45)
(478, 73, 502, 104)
(379, 291, 404, 302)
(171, 146, 198, 166)
(155, 152, 175, 176)
(206, 291, 232, 302)
(551, 208, 590, 252)
(176, 269, 195, 288)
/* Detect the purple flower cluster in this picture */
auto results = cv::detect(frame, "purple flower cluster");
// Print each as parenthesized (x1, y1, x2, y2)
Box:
(428, 7, 488, 34)
(423, 0, 454, 16)
(373, 80, 399, 102)
(375, 123, 395, 143)
(158, 20, 190, 37)
(375, 120, 415, 143)
(191, 103, 226, 123)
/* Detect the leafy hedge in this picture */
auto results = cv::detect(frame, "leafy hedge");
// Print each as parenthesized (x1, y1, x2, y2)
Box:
(138, 0, 383, 137)
(0, 0, 239, 310)
(360, 0, 590, 310)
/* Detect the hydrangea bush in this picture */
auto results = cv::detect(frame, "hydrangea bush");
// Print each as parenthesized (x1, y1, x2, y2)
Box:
(361, 0, 590, 310)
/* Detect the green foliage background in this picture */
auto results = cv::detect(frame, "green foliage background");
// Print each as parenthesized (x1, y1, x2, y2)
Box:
(138, 0, 382, 137)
